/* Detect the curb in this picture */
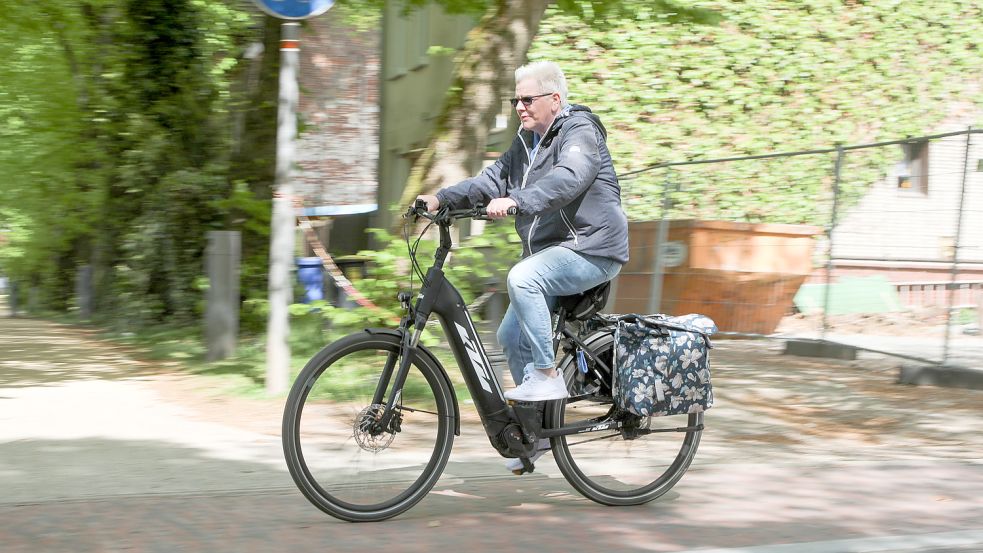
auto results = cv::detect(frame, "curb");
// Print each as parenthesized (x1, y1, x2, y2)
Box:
(783, 339, 858, 360)
(898, 363, 983, 390)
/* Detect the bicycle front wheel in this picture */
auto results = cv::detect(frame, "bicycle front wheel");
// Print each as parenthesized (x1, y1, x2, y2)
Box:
(546, 330, 703, 506)
(282, 331, 456, 522)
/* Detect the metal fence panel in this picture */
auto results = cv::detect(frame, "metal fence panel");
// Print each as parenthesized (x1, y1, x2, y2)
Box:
(614, 129, 983, 369)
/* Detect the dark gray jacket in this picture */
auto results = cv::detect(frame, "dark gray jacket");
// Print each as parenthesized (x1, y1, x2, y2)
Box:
(436, 105, 629, 264)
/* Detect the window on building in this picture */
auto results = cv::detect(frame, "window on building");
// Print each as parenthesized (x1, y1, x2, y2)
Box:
(897, 140, 928, 194)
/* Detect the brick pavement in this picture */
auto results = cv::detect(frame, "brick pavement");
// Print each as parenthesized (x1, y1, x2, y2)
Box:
(2, 460, 982, 553)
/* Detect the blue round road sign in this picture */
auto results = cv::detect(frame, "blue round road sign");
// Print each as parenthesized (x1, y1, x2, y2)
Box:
(253, 0, 334, 20)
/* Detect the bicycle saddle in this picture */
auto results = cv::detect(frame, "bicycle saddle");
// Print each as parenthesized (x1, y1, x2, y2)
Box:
(557, 281, 611, 321)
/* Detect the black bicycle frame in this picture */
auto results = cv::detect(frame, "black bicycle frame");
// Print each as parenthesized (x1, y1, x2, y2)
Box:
(397, 216, 516, 439)
(373, 208, 701, 449)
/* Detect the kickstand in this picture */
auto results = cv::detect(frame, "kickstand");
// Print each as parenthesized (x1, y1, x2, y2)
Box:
(513, 457, 536, 476)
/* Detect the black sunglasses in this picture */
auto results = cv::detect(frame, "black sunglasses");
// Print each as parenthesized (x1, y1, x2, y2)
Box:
(509, 92, 554, 108)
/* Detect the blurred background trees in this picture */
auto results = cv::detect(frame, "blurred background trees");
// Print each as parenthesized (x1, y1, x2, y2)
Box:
(1, 0, 255, 325)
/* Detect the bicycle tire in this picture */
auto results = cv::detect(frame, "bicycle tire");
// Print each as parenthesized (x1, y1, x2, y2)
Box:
(282, 331, 456, 522)
(545, 330, 703, 506)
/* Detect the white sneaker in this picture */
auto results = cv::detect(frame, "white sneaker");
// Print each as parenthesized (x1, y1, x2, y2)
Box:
(505, 438, 551, 474)
(504, 369, 569, 401)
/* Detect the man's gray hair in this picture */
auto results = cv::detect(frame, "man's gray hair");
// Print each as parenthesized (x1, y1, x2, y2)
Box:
(515, 61, 569, 107)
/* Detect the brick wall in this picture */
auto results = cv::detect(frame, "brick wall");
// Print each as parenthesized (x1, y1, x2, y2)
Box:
(294, 15, 381, 209)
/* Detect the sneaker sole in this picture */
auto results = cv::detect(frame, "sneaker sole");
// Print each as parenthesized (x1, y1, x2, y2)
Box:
(504, 393, 569, 402)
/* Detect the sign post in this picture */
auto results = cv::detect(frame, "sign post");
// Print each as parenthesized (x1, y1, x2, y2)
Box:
(257, 0, 334, 395)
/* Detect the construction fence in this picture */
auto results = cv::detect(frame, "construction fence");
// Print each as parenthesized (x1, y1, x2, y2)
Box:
(610, 127, 983, 369)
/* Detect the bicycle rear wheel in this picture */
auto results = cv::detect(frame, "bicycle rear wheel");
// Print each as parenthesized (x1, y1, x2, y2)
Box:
(282, 331, 456, 522)
(546, 330, 703, 505)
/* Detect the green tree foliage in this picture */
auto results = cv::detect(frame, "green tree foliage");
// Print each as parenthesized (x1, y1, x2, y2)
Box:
(0, 3, 94, 308)
(531, 0, 983, 224)
(235, 220, 520, 352)
(0, 0, 253, 322)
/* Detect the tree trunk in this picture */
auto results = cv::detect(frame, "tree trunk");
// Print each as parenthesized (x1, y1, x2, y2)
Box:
(395, 0, 550, 218)
(231, 15, 280, 199)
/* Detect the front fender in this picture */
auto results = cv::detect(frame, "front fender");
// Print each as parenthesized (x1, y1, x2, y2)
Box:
(363, 328, 461, 436)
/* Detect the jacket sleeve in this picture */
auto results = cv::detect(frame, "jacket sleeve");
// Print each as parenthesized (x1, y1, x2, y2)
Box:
(435, 143, 516, 209)
(509, 119, 602, 215)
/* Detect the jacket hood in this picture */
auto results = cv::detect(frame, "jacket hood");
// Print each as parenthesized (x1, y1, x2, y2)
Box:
(562, 104, 607, 139)
(518, 104, 607, 143)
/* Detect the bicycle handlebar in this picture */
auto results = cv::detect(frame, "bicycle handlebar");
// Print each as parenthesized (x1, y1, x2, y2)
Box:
(405, 200, 517, 224)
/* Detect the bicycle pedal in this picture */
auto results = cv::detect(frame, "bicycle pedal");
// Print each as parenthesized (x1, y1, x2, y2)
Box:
(512, 463, 535, 476)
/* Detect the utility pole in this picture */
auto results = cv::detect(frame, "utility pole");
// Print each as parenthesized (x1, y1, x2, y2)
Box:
(254, 1, 335, 395)
(265, 21, 300, 395)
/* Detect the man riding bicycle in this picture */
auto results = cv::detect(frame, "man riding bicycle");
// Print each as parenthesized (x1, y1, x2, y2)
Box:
(418, 60, 629, 423)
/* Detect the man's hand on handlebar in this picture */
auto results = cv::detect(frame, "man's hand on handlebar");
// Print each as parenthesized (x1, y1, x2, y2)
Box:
(409, 194, 516, 220)
(485, 197, 518, 219)
(416, 194, 440, 213)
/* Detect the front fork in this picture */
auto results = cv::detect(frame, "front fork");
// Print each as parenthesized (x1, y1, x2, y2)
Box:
(369, 293, 424, 435)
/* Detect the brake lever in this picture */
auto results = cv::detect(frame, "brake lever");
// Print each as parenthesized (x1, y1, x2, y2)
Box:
(404, 199, 434, 222)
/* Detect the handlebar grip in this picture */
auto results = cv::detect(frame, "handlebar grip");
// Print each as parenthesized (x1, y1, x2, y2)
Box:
(475, 206, 518, 218)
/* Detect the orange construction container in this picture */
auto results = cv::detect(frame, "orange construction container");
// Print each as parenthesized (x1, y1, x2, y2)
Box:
(610, 220, 822, 334)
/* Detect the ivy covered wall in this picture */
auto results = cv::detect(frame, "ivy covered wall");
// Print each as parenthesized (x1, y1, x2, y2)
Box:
(530, 0, 983, 225)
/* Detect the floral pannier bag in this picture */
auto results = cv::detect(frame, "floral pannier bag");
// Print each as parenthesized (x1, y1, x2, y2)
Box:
(608, 313, 718, 417)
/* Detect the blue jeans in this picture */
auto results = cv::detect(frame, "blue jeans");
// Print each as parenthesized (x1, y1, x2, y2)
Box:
(496, 246, 622, 384)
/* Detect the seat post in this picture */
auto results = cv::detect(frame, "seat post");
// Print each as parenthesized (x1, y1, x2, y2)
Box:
(557, 280, 612, 322)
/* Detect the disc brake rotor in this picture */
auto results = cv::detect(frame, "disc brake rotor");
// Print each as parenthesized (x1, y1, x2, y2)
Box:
(352, 404, 397, 452)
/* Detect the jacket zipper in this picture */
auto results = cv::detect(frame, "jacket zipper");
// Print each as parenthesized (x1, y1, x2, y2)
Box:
(518, 133, 536, 255)
(559, 210, 579, 246)
(518, 113, 562, 256)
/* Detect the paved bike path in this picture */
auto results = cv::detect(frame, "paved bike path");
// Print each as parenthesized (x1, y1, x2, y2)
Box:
(2, 317, 983, 552)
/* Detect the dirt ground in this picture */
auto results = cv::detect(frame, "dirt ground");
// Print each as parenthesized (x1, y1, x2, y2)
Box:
(146, 331, 983, 466)
(775, 308, 981, 338)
